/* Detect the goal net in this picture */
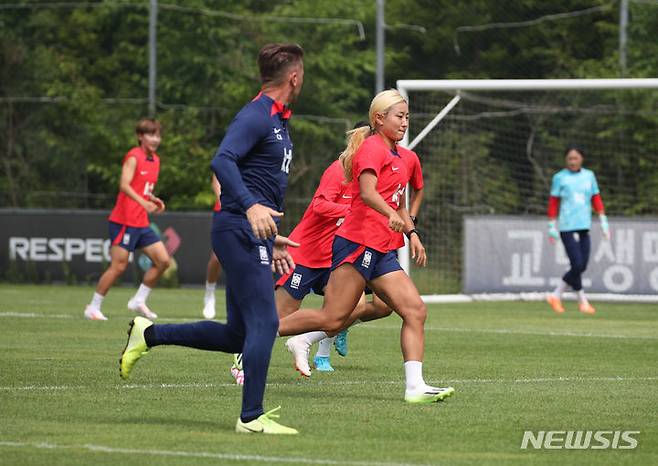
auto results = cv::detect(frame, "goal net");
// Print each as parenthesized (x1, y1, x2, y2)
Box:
(397, 79, 658, 298)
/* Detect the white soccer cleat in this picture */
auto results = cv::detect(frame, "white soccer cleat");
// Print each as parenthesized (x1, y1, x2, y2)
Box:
(84, 305, 107, 321)
(404, 385, 455, 404)
(127, 298, 158, 319)
(230, 353, 244, 385)
(202, 294, 216, 319)
(285, 336, 312, 378)
(230, 366, 244, 386)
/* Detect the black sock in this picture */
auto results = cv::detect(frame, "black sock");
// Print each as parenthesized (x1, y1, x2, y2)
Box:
(241, 414, 259, 423)
(144, 325, 159, 347)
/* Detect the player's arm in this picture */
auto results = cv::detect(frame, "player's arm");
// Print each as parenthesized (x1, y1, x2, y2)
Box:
(211, 174, 221, 199)
(397, 196, 427, 267)
(408, 154, 424, 224)
(311, 168, 350, 218)
(119, 156, 158, 214)
(408, 187, 424, 225)
(211, 113, 281, 239)
(359, 170, 404, 232)
(547, 174, 561, 243)
(312, 196, 350, 218)
(591, 173, 609, 239)
(271, 235, 300, 275)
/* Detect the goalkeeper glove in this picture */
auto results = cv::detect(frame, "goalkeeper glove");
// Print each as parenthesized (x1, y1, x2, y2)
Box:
(548, 220, 559, 243)
(599, 214, 610, 240)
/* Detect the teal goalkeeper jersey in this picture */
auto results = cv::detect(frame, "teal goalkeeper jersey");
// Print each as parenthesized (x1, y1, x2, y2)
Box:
(550, 168, 600, 232)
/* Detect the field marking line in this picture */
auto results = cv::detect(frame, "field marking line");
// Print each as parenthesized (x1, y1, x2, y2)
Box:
(362, 324, 658, 340)
(0, 312, 72, 319)
(0, 440, 425, 466)
(2, 376, 657, 392)
(2, 311, 656, 340)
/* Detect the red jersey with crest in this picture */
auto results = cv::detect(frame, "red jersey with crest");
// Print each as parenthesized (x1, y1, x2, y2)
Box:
(392, 146, 424, 249)
(336, 135, 408, 253)
(288, 160, 352, 268)
(108, 147, 160, 227)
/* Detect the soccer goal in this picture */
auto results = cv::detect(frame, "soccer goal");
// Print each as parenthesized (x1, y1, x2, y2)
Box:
(397, 78, 658, 302)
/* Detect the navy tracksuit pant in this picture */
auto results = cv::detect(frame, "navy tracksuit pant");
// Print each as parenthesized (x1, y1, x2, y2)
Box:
(560, 229, 591, 291)
(148, 226, 279, 422)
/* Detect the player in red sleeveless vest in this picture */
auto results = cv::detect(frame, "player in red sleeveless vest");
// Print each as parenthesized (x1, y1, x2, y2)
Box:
(84, 118, 170, 321)
(278, 90, 455, 404)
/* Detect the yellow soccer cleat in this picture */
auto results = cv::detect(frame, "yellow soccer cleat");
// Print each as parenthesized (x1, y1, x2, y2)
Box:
(119, 317, 153, 379)
(235, 406, 299, 435)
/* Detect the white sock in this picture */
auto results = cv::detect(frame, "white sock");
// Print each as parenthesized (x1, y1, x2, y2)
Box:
(299, 331, 328, 346)
(204, 281, 216, 303)
(315, 337, 335, 358)
(577, 289, 588, 304)
(90, 292, 104, 310)
(133, 284, 152, 303)
(553, 281, 567, 299)
(404, 360, 425, 393)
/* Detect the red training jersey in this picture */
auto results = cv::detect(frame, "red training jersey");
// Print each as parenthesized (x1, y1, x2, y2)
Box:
(337, 135, 408, 253)
(108, 147, 160, 227)
(288, 160, 352, 268)
(391, 147, 424, 249)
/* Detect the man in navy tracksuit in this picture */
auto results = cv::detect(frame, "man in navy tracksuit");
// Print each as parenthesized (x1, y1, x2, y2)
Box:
(118, 43, 305, 435)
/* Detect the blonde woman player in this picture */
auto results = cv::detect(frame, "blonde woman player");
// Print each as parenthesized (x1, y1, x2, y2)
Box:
(280, 89, 454, 404)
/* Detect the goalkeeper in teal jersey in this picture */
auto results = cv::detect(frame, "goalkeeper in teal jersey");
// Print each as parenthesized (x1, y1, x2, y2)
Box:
(546, 146, 609, 314)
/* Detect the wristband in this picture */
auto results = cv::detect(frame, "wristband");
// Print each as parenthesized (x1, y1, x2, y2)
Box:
(405, 229, 420, 240)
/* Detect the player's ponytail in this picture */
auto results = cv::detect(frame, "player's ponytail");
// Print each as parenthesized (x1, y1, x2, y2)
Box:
(340, 89, 407, 182)
(340, 126, 371, 182)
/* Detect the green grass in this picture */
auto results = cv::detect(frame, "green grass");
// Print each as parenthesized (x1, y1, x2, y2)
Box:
(0, 284, 657, 465)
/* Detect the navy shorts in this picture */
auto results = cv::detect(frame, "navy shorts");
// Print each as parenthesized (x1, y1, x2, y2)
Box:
(109, 221, 160, 252)
(275, 264, 331, 301)
(331, 236, 402, 282)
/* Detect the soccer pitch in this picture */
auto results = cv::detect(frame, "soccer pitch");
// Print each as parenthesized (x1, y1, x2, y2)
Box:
(1, 284, 656, 465)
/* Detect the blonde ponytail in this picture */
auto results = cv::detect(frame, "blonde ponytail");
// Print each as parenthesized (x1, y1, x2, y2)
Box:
(339, 126, 371, 182)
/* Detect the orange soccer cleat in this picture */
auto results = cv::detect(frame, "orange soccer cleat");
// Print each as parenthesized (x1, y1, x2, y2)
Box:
(546, 294, 565, 314)
(578, 302, 596, 314)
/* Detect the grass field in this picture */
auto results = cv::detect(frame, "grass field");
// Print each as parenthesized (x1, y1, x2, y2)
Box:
(1, 284, 656, 466)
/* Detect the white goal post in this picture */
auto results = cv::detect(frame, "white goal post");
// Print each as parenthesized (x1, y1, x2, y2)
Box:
(396, 78, 658, 302)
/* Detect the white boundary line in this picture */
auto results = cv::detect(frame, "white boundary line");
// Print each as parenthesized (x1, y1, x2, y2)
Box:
(361, 324, 658, 340)
(1, 311, 656, 340)
(1, 376, 656, 393)
(0, 440, 423, 466)
(420, 292, 658, 303)
(0, 312, 72, 319)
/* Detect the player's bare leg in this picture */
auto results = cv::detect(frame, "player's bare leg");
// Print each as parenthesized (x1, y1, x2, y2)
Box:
(278, 265, 365, 376)
(369, 270, 454, 403)
(275, 287, 303, 319)
(279, 265, 365, 336)
(127, 241, 170, 319)
(84, 246, 130, 320)
(203, 253, 221, 319)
